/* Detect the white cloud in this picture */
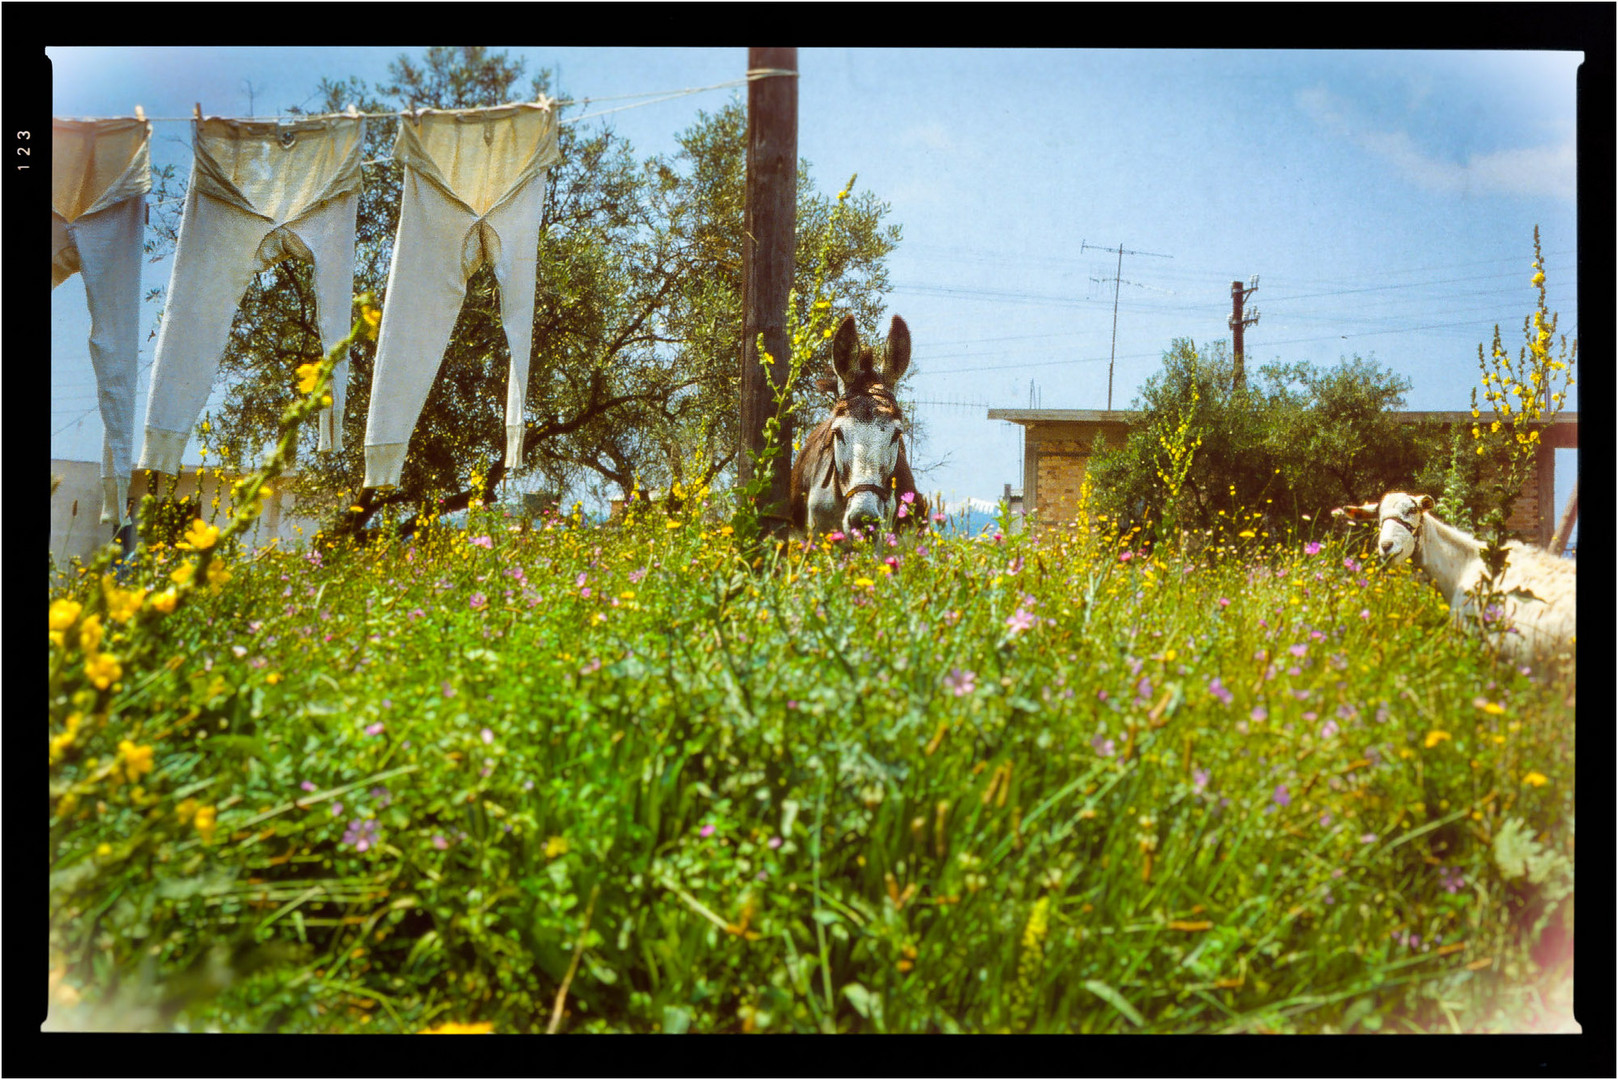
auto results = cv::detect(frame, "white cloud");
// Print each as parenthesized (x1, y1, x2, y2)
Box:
(1297, 85, 1575, 202)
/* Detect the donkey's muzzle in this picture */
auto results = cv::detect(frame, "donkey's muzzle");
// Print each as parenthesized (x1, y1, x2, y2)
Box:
(844, 483, 888, 534)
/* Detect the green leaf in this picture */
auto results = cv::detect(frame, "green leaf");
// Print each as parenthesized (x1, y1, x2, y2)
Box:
(661, 1005, 691, 1034)
(1083, 980, 1145, 1027)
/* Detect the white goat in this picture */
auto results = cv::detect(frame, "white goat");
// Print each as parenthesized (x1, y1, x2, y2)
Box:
(1333, 492, 1576, 664)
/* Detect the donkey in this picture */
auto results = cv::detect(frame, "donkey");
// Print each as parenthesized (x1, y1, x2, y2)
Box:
(790, 314, 929, 538)
(1333, 491, 1576, 663)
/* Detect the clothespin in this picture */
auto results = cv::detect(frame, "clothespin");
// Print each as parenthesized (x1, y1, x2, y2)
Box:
(344, 103, 359, 118)
(134, 105, 146, 123)
(193, 102, 202, 120)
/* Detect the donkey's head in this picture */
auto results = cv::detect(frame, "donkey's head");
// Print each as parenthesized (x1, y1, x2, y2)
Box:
(812, 314, 912, 535)
(1333, 491, 1433, 564)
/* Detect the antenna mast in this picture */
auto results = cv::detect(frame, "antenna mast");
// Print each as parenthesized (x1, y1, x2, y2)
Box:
(1082, 240, 1173, 410)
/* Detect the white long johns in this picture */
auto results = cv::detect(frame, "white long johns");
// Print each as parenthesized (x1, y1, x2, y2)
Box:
(138, 114, 365, 476)
(52, 117, 152, 526)
(362, 102, 560, 490)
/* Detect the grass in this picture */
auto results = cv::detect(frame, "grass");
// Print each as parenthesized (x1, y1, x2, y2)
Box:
(46, 484, 1576, 1034)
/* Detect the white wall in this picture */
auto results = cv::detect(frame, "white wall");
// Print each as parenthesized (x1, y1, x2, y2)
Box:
(49, 460, 323, 571)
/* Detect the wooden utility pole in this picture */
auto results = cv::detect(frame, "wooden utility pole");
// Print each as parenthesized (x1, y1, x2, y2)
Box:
(739, 48, 798, 538)
(1230, 277, 1259, 390)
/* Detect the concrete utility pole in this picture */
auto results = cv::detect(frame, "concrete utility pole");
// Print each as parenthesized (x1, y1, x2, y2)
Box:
(739, 49, 798, 539)
(1081, 240, 1172, 410)
(1230, 277, 1260, 390)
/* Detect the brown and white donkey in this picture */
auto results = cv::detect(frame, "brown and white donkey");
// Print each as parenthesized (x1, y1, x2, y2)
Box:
(790, 315, 929, 538)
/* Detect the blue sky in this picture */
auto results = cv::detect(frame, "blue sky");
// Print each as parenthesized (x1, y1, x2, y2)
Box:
(49, 46, 1581, 537)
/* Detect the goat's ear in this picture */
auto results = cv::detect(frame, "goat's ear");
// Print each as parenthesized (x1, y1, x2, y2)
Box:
(1334, 502, 1379, 524)
(1417, 494, 1435, 511)
(880, 315, 911, 384)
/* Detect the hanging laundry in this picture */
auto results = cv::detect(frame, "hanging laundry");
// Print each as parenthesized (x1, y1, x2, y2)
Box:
(138, 113, 365, 476)
(362, 102, 560, 490)
(52, 117, 152, 527)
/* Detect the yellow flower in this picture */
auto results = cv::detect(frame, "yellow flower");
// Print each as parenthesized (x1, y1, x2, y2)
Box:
(86, 651, 122, 690)
(853, 577, 875, 588)
(265, 671, 283, 685)
(117, 739, 154, 782)
(179, 519, 220, 551)
(361, 303, 382, 341)
(49, 598, 83, 632)
(176, 797, 200, 825)
(104, 581, 147, 623)
(1472, 698, 1505, 715)
(545, 836, 569, 859)
(295, 362, 321, 394)
(150, 589, 178, 614)
(1521, 771, 1549, 788)
(1423, 730, 1452, 749)
(206, 562, 233, 593)
(420, 1021, 494, 1034)
(79, 614, 104, 654)
(193, 805, 217, 844)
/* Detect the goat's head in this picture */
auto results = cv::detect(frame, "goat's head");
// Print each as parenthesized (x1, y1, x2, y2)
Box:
(1332, 491, 1433, 564)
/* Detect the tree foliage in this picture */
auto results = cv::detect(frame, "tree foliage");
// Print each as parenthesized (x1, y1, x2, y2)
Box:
(1088, 339, 1436, 542)
(152, 47, 901, 539)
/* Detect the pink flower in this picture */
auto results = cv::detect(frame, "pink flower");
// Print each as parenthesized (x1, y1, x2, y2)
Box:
(1005, 608, 1037, 633)
(469, 592, 488, 610)
(364, 722, 385, 736)
(469, 535, 493, 549)
(700, 824, 716, 838)
(481, 727, 494, 744)
(1304, 542, 1321, 555)
(943, 668, 976, 696)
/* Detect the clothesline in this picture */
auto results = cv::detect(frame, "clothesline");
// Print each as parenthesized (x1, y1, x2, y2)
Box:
(53, 69, 795, 126)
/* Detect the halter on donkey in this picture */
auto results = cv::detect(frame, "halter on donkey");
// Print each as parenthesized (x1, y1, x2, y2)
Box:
(790, 315, 930, 538)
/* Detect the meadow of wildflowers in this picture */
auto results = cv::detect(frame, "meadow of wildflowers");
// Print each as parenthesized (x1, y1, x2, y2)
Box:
(47, 467, 1575, 1033)
(47, 241, 1575, 1035)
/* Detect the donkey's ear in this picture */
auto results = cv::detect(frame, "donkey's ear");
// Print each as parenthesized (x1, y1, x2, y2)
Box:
(880, 315, 911, 384)
(1417, 494, 1435, 511)
(1333, 502, 1380, 524)
(832, 315, 861, 390)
